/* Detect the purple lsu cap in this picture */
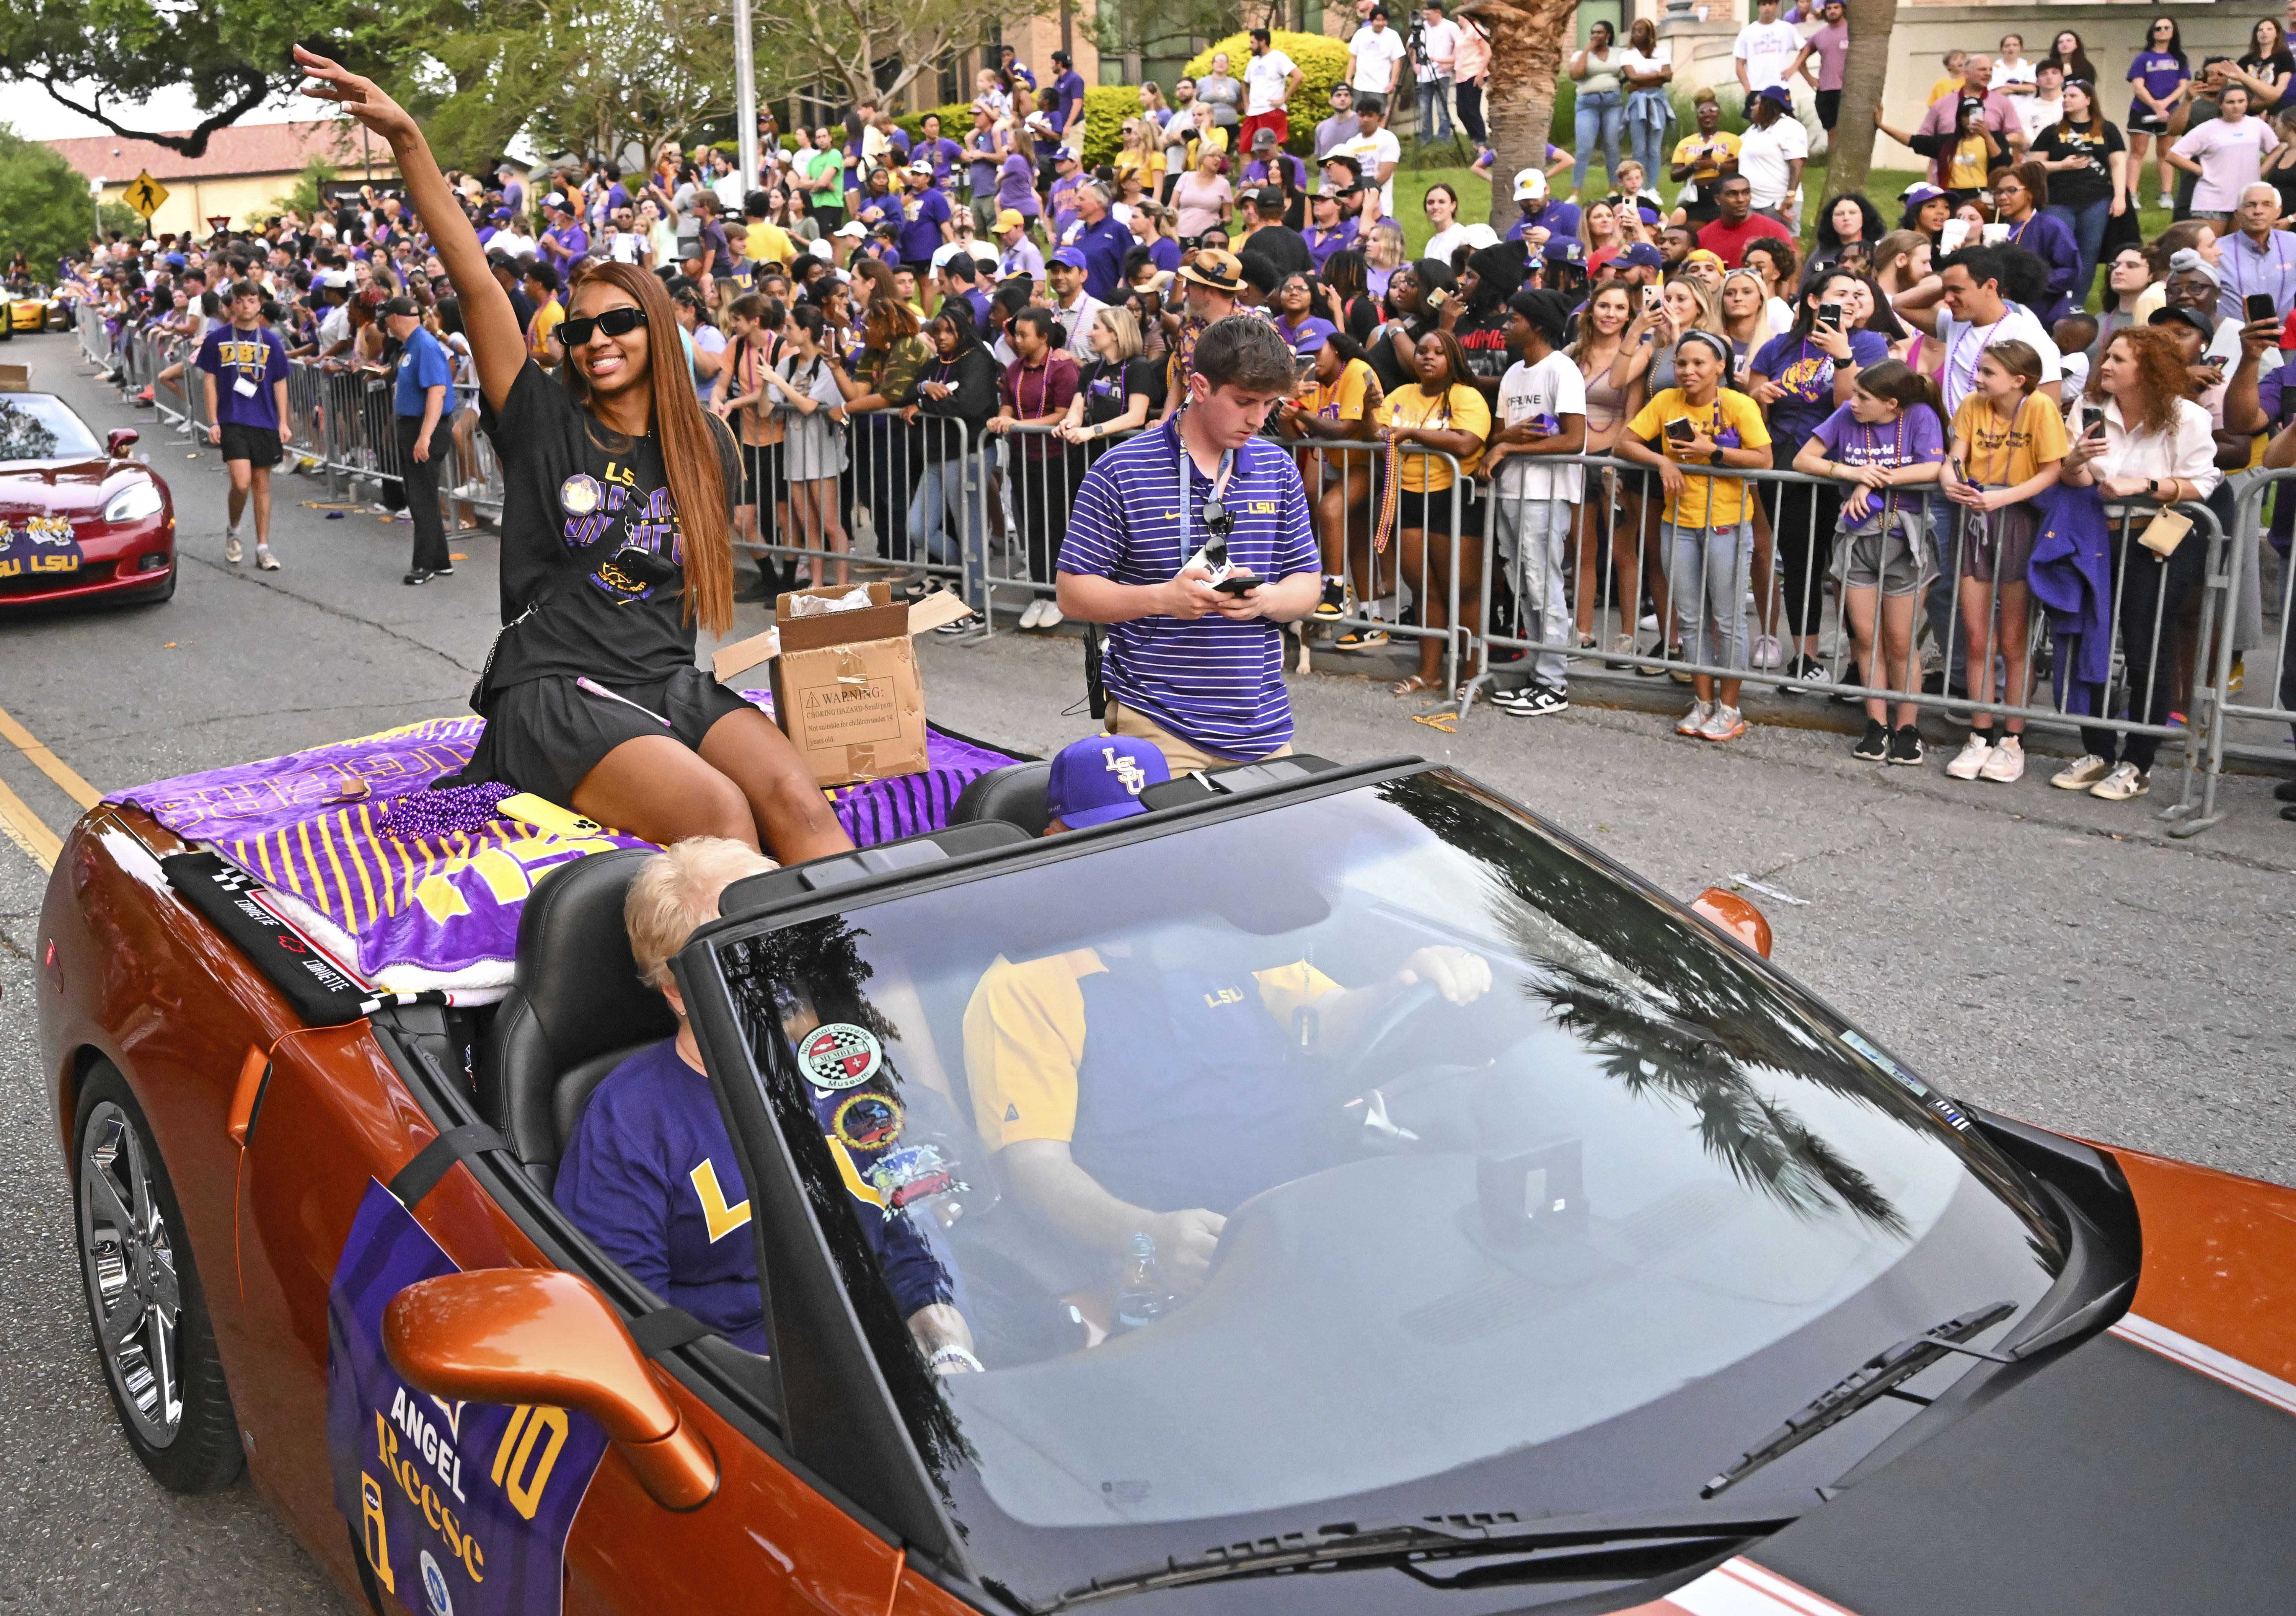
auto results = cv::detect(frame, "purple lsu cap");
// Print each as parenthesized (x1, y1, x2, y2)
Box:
(1047, 735, 1171, 827)
(1620, 241, 1663, 269)
(1048, 245, 1089, 270)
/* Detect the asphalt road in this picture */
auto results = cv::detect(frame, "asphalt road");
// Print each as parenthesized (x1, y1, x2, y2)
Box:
(2, 330, 2292, 1612)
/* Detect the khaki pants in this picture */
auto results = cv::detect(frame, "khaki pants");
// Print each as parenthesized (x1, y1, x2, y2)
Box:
(1106, 701, 1293, 777)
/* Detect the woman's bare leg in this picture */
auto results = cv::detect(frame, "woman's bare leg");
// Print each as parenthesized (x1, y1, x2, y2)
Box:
(571, 734, 765, 848)
(699, 706, 854, 863)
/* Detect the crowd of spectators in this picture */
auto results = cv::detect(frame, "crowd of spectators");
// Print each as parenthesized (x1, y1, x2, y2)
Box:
(43, 5, 2296, 816)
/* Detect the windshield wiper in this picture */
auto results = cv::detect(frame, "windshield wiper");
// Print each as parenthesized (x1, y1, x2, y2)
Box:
(1701, 1301, 2016, 1499)
(1046, 1513, 1786, 1610)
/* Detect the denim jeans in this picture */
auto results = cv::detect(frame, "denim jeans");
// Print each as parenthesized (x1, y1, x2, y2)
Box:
(1419, 73, 1456, 142)
(2044, 198, 2112, 310)
(1665, 519, 1753, 672)
(908, 450, 987, 606)
(1573, 91, 1623, 194)
(1625, 90, 1671, 182)
(1494, 488, 1573, 689)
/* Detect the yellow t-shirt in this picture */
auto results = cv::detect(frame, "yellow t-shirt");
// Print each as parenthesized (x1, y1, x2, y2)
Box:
(962, 950, 1340, 1149)
(1929, 75, 1968, 106)
(747, 220, 797, 268)
(1305, 357, 1377, 426)
(1114, 149, 1166, 191)
(1951, 390, 2069, 489)
(1944, 134, 1992, 190)
(1669, 130, 1742, 187)
(1376, 383, 1490, 489)
(527, 297, 564, 364)
(1626, 386, 1774, 529)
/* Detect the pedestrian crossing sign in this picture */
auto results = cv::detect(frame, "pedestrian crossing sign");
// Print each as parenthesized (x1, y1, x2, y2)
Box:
(125, 171, 169, 219)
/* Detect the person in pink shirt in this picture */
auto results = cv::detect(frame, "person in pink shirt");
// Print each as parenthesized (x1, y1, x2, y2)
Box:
(1789, 0, 1849, 136)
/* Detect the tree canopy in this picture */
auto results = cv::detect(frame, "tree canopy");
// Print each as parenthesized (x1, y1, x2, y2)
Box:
(0, 124, 107, 271)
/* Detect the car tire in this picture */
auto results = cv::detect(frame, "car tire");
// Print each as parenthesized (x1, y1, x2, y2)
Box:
(73, 1062, 245, 1492)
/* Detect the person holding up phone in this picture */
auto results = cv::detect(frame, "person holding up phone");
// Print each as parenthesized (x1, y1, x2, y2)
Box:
(1614, 331, 1772, 741)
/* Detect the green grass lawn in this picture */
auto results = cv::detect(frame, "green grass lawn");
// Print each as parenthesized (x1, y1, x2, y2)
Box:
(1391, 146, 2165, 311)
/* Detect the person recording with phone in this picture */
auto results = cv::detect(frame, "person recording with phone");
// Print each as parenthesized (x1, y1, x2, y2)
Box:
(1056, 318, 1322, 774)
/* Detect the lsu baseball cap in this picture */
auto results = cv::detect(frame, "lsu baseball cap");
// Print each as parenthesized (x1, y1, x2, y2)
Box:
(1542, 237, 1585, 267)
(1620, 241, 1664, 269)
(993, 208, 1026, 232)
(1513, 167, 1548, 202)
(1047, 736, 1171, 827)
(908, 157, 936, 175)
(1048, 246, 1088, 270)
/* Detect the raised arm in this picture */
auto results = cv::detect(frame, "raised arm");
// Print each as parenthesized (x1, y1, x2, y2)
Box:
(295, 47, 525, 414)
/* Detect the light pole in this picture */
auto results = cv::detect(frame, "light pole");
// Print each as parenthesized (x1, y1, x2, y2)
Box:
(91, 177, 106, 244)
(734, 0, 760, 195)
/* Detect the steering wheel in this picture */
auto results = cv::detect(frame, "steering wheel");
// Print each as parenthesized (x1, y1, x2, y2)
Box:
(1336, 977, 1442, 1093)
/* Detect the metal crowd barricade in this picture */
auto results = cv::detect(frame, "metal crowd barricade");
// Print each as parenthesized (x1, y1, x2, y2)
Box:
(1465, 457, 2229, 793)
(2173, 465, 2296, 836)
(975, 419, 1100, 631)
(76, 302, 109, 367)
(1292, 437, 1472, 702)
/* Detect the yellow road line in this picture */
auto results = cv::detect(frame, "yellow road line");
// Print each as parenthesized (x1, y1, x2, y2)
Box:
(0, 702, 101, 809)
(0, 771, 62, 871)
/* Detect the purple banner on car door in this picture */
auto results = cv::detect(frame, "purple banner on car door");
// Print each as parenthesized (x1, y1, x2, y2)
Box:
(327, 1179, 610, 1616)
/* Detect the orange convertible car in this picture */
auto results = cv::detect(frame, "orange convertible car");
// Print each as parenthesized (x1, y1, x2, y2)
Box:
(36, 752, 2296, 1616)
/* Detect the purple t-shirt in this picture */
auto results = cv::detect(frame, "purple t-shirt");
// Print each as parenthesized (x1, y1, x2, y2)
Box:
(1810, 401, 1945, 523)
(2128, 50, 2189, 116)
(997, 153, 1040, 215)
(195, 324, 291, 431)
(545, 222, 590, 262)
(1803, 22, 1849, 92)
(897, 184, 952, 263)
(1058, 419, 1320, 757)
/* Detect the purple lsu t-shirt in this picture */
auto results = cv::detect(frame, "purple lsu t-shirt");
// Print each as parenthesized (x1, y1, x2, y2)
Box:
(2128, 50, 2189, 114)
(196, 324, 291, 431)
(997, 153, 1040, 215)
(1810, 401, 1946, 522)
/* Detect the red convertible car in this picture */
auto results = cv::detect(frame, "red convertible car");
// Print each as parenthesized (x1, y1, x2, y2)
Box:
(35, 749, 2296, 1616)
(0, 385, 174, 607)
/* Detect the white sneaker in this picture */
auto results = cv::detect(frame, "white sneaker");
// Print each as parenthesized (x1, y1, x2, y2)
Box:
(1639, 612, 1660, 632)
(2089, 762, 2149, 801)
(1698, 704, 1747, 742)
(1036, 599, 1064, 629)
(1945, 734, 1993, 780)
(1751, 633, 1783, 669)
(1676, 700, 1712, 736)
(1978, 735, 2025, 783)
(223, 534, 242, 565)
(2050, 753, 2108, 790)
(1018, 598, 1047, 629)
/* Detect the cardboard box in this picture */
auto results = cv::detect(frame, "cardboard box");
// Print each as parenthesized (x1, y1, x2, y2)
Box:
(764, 585, 974, 786)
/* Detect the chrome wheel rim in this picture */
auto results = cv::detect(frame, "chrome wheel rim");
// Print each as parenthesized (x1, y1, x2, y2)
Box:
(79, 1101, 183, 1447)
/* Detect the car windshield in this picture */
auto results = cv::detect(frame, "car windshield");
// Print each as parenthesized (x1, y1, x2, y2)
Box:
(711, 772, 2067, 1600)
(0, 395, 100, 462)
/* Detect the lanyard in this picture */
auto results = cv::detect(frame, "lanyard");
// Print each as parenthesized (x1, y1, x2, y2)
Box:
(1174, 429, 1237, 561)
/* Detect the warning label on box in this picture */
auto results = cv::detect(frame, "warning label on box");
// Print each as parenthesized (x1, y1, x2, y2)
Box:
(800, 678, 902, 744)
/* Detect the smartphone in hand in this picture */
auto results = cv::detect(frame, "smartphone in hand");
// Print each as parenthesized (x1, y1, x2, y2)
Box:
(2247, 292, 2278, 326)
(1664, 417, 1697, 444)
(1212, 572, 1261, 596)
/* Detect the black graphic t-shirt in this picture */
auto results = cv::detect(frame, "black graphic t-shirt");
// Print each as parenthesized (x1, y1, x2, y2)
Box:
(479, 360, 735, 694)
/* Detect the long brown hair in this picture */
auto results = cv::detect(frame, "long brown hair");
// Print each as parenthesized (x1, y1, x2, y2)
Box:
(2088, 327, 2187, 438)
(558, 261, 733, 636)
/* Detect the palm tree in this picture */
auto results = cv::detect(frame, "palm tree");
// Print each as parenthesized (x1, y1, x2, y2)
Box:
(1460, 0, 1579, 227)
(1824, 0, 1901, 200)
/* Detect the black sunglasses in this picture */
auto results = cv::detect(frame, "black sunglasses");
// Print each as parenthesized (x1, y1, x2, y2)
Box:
(560, 305, 647, 347)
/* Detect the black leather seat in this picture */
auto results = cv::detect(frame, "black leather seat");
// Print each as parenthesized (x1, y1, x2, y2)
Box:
(948, 761, 1053, 837)
(476, 847, 678, 1193)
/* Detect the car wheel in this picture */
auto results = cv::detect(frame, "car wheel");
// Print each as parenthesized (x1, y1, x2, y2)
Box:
(74, 1062, 244, 1492)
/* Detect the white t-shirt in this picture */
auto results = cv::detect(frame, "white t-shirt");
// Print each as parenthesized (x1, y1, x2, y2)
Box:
(1424, 222, 1474, 264)
(2172, 116, 2284, 213)
(1619, 46, 1671, 92)
(1417, 19, 1462, 76)
(1937, 303, 2062, 416)
(1347, 24, 1408, 93)
(1733, 20, 1804, 92)
(491, 229, 536, 257)
(2018, 95, 2065, 142)
(712, 171, 746, 211)
(1737, 117, 1810, 210)
(1333, 127, 1403, 216)
(1495, 352, 1587, 501)
(1244, 50, 1299, 116)
(1993, 56, 2037, 90)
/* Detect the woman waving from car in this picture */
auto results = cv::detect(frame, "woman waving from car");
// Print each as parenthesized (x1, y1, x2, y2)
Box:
(295, 47, 850, 863)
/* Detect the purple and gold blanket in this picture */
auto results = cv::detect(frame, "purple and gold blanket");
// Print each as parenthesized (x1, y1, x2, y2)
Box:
(113, 702, 1024, 979)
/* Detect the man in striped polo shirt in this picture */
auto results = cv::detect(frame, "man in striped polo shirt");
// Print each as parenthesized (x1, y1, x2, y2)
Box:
(1057, 318, 1322, 771)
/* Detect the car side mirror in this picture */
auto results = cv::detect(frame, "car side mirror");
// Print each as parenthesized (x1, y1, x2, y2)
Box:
(106, 429, 139, 457)
(1691, 887, 1772, 958)
(383, 1268, 718, 1512)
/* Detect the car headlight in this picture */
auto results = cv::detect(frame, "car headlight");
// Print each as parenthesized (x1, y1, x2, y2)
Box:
(102, 481, 165, 523)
